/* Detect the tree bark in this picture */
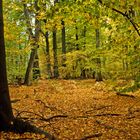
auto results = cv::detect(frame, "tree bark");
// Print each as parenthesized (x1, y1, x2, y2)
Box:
(24, 48, 37, 85)
(32, 0, 40, 80)
(45, 31, 52, 78)
(33, 50, 40, 80)
(61, 20, 66, 67)
(75, 26, 79, 50)
(52, 0, 59, 78)
(52, 29, 59, 78)
(0, 0, 14, 130)
(95, 0, 102, 81)
(83, 26, 86, 48)
(95, 28, 102, 81)
(23, 1, 41, 85)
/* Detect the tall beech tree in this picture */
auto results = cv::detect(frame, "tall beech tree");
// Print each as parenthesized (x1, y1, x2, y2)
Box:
(52, 0, 59, 78)
(0, 0, 14, 130)
(61, 20, 66, 67)
(32, 0, 41, 80)
(45, 31, 52, 78)
(24, 0, 41, 85)
(95, 0, 102, 81)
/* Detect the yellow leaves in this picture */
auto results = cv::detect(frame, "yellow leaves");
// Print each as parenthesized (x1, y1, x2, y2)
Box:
(37, 11, 46, 20)
(45, 15, 64, 31)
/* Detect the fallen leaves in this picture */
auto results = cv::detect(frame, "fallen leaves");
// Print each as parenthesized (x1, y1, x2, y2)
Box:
(1, 79, 140, 139)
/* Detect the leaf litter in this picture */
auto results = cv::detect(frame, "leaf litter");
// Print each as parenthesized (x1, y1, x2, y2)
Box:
(1, 79, 140, 139)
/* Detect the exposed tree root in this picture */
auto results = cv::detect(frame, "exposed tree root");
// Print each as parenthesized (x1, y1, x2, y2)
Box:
(116, 92, 135, 98)
(94, 113, 122, 117)
(80, 133, 102, 140)
(14, 110, 68, 122)
(95, 120, 126, 133)
(128, 99, 140, 114)
(45, 115, 68, 121)
(11, 99, 20, 104)
(0, 117, 56, 140)
(11, 118, 56, 140)
(85, 105, 112, 113)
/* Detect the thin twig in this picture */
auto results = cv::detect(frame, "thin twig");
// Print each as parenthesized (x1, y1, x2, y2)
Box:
(80, 133, 102, 140)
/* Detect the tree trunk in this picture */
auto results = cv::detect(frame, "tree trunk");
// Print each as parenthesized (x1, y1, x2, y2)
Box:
(80, 26, 87, 78)
(51, 0, 59, 78)
(75, 26, 79, 50)
(95, 29, 102, 81)
(45, 31, 52, 78)
(24, 48, 37, 85)
(0, 0, 14, 130)
(52, 29, 59, 78)
(32, 0, 40, 80)
(61, 20, 66, 67)
(83, 26, 86, 48)
(33, 50, 40, 80)
(95, 0, 102, 82)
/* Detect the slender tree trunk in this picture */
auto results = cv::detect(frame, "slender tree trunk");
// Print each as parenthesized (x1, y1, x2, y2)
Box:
(33, 50, 40, 80)
(75, 26, 79, 50)
(23, 1, 40, 85)
(52, 0, 59, 78)
(32, 0, 40, 80)
(0, 1, 14, 130)
(24, 48, 37, 85)
(45, 31, 52, 78)
(83, 25, 86, 48)
(80, 25, 87, 78)
(61, 20, 66, 67)
(95, 0, 102, 81)
(95, 29, 102, 81)
(52, 29, 59, 78)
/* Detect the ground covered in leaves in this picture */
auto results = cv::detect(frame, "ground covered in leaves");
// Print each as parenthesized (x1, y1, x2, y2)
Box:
(0, 79, 140, 139)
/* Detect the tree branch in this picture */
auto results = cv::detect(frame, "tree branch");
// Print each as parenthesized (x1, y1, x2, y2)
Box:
(98, 0, 140, 36)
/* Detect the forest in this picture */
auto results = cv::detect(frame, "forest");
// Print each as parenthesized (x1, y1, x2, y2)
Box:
(0, 0, 140, 139)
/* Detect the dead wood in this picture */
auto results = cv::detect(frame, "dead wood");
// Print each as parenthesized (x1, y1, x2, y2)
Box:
(15, 110, 68, 122)
(116, 92, 135, 98)
(126, 116, 135, 119)
(95, 120, 126, 133)
(94, 113, 122, 117)
(85, 105, 112, 113)
(45, 115, 68, 121)
(80, 133, 102, 140)
(128, 99, 140, 114)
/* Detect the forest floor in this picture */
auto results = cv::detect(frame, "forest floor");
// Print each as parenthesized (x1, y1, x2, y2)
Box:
(0, 79, 140, 140)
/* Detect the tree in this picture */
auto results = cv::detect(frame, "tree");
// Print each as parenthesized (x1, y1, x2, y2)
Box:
(45, 30, 52, 78)
(95, 0, 102, 81)
(52, 0, 59, 78)
(61, 20, 66, 67)
(0, 0, 14, 130)
(24, 0, 41, 85)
